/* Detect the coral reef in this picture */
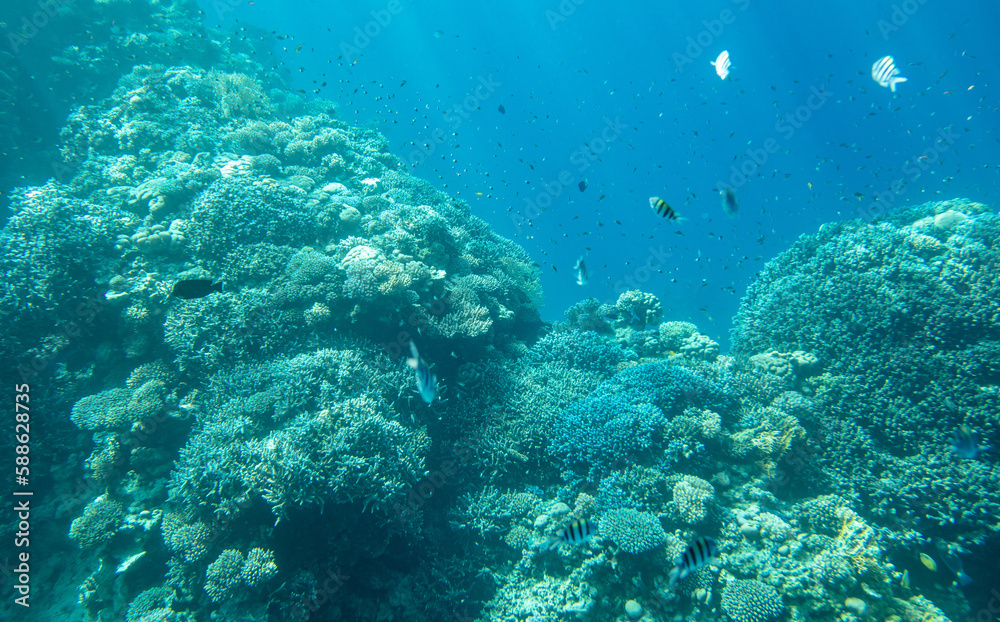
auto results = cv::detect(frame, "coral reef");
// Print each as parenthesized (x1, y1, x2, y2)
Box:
(599, 508, 667, 554)
(732, 198, 1000, 541)
(2, 1, 989, 619)
(721, 579, 785, 622)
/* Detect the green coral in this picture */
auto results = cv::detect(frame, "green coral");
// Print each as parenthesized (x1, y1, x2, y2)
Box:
(241, 548, 278, 588)
(126, 587, 175, 622)
(721, 579, 784, 622)
(161, 515, 212, 563)
(71, 388, 132, 431)
(659, 321, 698, 351)
(69, 495, 125, 549)
(615, 290, 663, 327)
(204, 549, 245, 602)
(600, 508, 666, 554)
(670, 475, 715, 525)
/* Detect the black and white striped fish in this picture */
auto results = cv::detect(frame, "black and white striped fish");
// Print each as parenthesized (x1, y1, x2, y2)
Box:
(539, 519, 598, 552)
(872, 56, 907, 92)
(407, 342, 437, 403)
(668, 536, 719, 587)
(649, 196, 679, 220)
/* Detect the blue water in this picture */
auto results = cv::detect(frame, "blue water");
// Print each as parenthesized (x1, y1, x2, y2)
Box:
(200, 0, 1000, 345)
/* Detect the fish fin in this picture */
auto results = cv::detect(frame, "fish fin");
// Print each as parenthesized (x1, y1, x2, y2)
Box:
(407, 358, 418, 369)
(667, 566, 681, 589)
(409, 341, 420, 360)
(889, 76, 907, 92)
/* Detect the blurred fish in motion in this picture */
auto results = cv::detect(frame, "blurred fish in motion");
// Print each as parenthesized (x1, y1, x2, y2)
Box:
(407, 342, 438, 403)
(172, 279, 222, 299)
(935, 540, 974, 586)
(919, 552, 937, 571)
(720, 186, 739, 217)
(538, 518, 598, 552)
(668, 536, 719, 587)
(575, 256, 589, 285)
(951, 424, 989, 459)
(872, 55, 907, 91)
(712, 50, 731, 80)
(650, 196, 679, 221)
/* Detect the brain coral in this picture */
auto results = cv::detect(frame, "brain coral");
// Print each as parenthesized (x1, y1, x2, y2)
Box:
(731, 199, 1000, 539)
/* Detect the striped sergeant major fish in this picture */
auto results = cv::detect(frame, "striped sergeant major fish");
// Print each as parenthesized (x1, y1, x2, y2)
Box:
(407, 342, 437, 403)
(872, 55, 907, 92)
(668, 536, 720, 587)
(538, 518, 598, 552)
(649, 196, 679, 221)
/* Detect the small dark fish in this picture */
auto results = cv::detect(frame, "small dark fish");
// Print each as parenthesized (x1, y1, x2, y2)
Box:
(498, 104, 505, 114)
(539, 518, 597, 552)
(172, 279, 223, 299)
(407, 342, 437, 403)
(668, 536, 719, 587)
(578, 179, 587, 192)
(951, 425, 989, 459)
(649, 196, 679, 220)
(720, 187, 739, 217)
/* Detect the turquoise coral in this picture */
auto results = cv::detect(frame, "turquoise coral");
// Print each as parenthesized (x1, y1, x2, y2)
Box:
(600, 508, 666, 554)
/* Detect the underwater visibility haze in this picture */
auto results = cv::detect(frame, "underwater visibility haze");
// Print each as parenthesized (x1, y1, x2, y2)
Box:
(0, 0, 998, 621)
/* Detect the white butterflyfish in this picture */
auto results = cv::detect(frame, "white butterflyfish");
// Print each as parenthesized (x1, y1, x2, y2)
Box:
(872, 55, 907, 92)
(711, 50, 731, 80)
(574, 256, 589, 285)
